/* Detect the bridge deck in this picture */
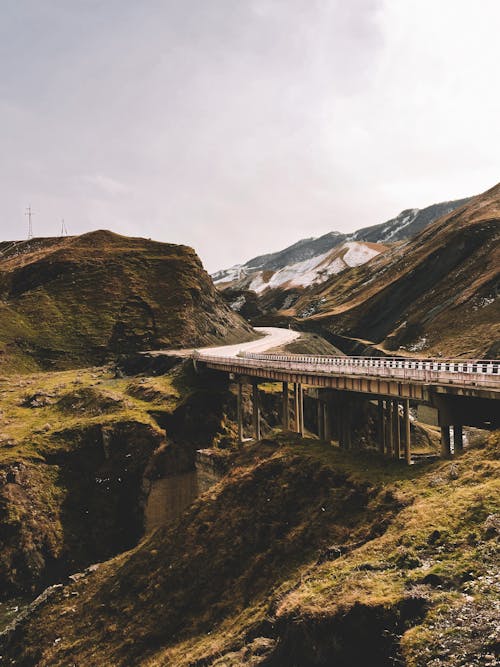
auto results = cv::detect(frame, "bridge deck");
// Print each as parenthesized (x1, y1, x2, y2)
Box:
(197, 352, 500, 402)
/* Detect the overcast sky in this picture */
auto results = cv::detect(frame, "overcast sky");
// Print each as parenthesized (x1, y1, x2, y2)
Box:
(1, 0, 499, 272)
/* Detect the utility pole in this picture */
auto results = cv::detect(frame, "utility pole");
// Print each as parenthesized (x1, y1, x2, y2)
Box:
(25, 206, 34, 239)
(60, 219, 68, 236)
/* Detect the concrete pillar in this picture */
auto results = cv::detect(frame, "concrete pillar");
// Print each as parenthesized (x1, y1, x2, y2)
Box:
(317, 400, 324, 439)
(294, 383, 300, 433)
(252, 382, 261, 441)
(393, 400, 401, 459)
(378, 400, 385, 454)
(323, 402, 330, 442)
(403, 399, 411, 465)
(298, 384, 305, 437)
(387, 401, 394, 457)
(237, 382, 244, 445)
(453, 425, 464, 454)
(282, 381, 289, 430)
(440, 425, 452, 458)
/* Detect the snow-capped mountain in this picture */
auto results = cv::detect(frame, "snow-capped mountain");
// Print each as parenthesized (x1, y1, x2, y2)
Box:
(245, 241, 386, 293)
(350, 197, 471, 243)
(213, 196, 471, 293)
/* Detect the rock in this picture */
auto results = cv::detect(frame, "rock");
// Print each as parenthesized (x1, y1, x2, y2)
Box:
(20, 391, 55, 408)
(483, 514, 500, 539)
(421, 573, 444, 587)
(427, 530, 441, 544)
(316, 545, 343, 564)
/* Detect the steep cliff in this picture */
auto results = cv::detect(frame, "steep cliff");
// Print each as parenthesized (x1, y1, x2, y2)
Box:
(0, 230, 255, 372)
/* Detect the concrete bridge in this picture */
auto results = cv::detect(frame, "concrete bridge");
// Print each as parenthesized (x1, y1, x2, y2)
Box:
(194, 344, 499, 463)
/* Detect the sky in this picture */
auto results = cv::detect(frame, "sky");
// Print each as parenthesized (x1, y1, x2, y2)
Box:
(1, 0, 499, 272)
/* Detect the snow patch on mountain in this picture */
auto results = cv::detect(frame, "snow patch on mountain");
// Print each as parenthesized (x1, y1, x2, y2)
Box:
(246, 242, 384, 294)
(382, 209, 420, 241)
(343, 242, 381, 267)
(212, 194, 471, 293)
(213, 264, 247, 284)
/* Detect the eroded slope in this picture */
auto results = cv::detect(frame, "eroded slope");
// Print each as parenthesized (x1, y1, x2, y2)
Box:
(0, 230, 254, 372)
(2, 433, 498, 667)
(292, 183, 500, 357)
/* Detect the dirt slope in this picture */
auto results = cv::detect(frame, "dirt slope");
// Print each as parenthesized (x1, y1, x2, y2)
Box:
(292, 183, 500, 357)
(0, 230, 255, 372)
(1, 433, 498, 667)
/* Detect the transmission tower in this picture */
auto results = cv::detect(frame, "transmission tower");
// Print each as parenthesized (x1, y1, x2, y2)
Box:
(60, 219, 68, 236)
(25, 206, 34, 239)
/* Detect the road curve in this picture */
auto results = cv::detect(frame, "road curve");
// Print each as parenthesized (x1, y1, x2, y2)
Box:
(194, 327, 301, 358)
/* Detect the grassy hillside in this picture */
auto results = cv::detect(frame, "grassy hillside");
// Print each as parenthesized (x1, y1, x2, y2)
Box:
(0, 360, 239, 599)
(2, 431, 498, 666)
(262, 183, 500, 358)
(0, 230, 255, 373)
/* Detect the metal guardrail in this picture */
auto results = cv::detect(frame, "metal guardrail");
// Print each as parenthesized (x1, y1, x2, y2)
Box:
(195, 351, 500, 389)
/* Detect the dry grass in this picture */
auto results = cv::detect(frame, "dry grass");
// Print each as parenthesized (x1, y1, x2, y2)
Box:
(2, 432, 498, 666)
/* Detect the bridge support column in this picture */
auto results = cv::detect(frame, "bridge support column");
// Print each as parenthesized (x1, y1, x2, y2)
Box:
(237, 382, 244, 445)
(378, 400, 385, 454)
(298, 384, 305, 437)
(252, 382, 261, 441)
(317, 400, 324, 439)
(323, 402, 331, 442)
(403, 399, 411, 465)
(282, 382, 289, 430)
(453, 425, 464, 453)
(293, 383, 300, 433)
(386, 401, 394, 457)
(393, 400, 401, 459)
(440, 425, 452, 458)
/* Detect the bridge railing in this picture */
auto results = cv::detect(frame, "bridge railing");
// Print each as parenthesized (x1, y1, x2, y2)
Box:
(195, 352, 500, 388)
(243, 353, 500, 375)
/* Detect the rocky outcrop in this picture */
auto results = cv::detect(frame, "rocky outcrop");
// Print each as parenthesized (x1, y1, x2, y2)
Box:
(0, 230, 255, 372)
(0, 419, 163, 598)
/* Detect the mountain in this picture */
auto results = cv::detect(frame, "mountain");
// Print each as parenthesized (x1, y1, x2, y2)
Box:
(351, 197, 472, 243)
(289, 183, 500, 357)
(213, 196, 472, 292)
(0, 230, 254, 372)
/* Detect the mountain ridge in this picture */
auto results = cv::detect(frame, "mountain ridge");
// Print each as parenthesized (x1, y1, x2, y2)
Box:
(213, 195, 472, 289)
(289, 183, 500, 357)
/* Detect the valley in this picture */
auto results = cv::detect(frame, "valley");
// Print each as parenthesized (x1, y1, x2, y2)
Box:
(216, 185, 499, 360)
(3, 2, 499, 664)
(0, 192, 498, 667)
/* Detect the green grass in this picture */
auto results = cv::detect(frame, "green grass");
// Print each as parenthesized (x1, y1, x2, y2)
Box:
(3, 431, 497, 666)
(0, 231, 256, 373)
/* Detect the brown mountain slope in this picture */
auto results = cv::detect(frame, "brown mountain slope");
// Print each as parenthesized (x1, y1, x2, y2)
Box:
(1, 434, 498, 666)
(292, 183, 500, 357)
(0, 230, 255, 372)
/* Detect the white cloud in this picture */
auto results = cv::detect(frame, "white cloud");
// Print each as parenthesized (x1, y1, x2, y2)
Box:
(0, 0, 498, 271)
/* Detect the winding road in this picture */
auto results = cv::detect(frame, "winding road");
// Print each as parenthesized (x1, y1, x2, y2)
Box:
(194, 326, 300, 357)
